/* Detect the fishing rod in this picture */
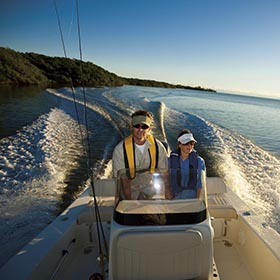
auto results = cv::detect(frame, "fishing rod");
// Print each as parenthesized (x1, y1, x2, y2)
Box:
(53, 0, 85, 150)
(54, 0, 108, 278)
(74, 0, 109, 275)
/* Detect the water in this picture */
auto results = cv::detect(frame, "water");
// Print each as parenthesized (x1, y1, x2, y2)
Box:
(0, 85, 279, 267)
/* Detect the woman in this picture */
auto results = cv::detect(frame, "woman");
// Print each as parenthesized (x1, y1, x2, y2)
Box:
(168, 129, 206, 199)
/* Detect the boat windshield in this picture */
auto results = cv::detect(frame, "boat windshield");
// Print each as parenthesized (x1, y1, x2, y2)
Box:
(113, 168, 207, 226)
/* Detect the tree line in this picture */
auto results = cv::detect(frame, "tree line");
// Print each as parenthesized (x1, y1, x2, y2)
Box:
(0, 47, 215, 92)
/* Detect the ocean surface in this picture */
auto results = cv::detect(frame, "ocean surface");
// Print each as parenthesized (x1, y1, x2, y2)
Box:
(0, 85, 279, 267)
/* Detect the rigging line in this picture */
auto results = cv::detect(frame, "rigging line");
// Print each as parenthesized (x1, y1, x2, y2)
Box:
(75, 0, 109, 259)
(75, 0, 90, 170)
(75, 0, 109, 262)
(54, 0, 108, 262)
(53, 0, 86, 155)
(91, 178, 109, 256)
(76, 0, 83, 62)
(53, 0, 67, 58)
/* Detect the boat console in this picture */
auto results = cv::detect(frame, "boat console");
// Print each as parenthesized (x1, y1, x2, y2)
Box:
(109, 168, 214, 280)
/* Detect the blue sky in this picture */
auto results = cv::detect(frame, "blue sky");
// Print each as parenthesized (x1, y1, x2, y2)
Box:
(1, 0, 280, 99)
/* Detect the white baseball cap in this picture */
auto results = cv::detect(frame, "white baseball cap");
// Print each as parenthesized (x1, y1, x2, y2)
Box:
(177, 133, 197, 144)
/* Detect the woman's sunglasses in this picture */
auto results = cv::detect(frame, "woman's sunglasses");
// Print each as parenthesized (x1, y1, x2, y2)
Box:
(180, 141, 195, 146)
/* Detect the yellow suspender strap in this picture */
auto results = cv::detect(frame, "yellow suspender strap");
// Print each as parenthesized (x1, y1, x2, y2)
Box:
(123, 134, 158, 178)
(124, 135, 135, 178)
(147, 134, 157, 173)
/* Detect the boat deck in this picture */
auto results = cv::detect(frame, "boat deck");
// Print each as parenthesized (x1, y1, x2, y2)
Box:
(53, 224, 254, 280)
(53, 240, 255, 280)
(214, 239, 254, 280)
(53, 185, 256, 280)
(54, 222, 111, 280)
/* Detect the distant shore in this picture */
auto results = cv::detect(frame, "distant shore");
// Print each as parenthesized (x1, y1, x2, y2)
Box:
(0, 46, 215, 92)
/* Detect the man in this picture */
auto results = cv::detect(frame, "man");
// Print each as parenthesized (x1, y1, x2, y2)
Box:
(112, 110, 169, 199)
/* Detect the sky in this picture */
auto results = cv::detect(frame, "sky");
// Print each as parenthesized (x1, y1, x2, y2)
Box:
(0, 0, 280, 99)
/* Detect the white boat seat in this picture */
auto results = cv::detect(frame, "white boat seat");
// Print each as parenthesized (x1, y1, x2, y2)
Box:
(109, 220, 213, 280)
(207, 177, 237, 220)
(209, 205, 238, 220)
(206, 177, 227, 195)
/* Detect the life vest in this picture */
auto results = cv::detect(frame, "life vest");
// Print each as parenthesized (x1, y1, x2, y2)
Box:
(123, 134, 159, 179)
(169, 150, 198, 192)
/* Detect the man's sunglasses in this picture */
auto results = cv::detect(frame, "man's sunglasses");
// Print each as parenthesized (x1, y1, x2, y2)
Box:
(133, 124, 149, 130)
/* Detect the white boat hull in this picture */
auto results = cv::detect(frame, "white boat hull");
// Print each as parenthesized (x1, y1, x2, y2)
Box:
(1, 177, 280, 280)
